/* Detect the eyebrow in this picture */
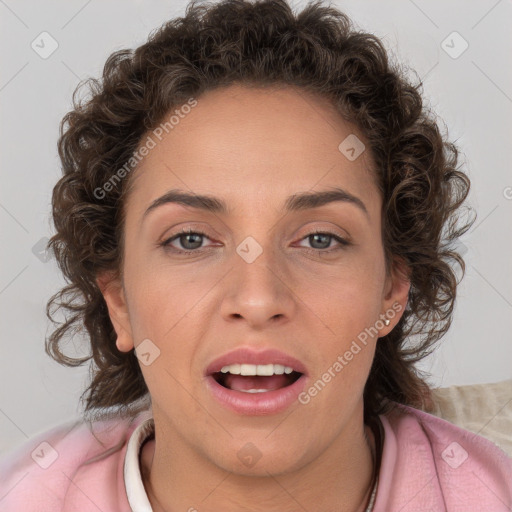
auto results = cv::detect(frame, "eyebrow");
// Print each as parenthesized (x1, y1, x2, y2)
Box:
(142, 187, 369, 221)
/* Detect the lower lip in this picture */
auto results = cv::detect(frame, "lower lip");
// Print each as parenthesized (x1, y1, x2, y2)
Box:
(205, 374, 307, 415)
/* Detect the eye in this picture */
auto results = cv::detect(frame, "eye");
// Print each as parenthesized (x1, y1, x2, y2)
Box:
(159, 228, 351, 255)
(296, 230, 351, 254)
(160, 228, 213, 254)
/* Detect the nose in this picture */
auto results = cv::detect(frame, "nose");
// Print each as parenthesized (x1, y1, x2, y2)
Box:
(220, 242, 296, 329)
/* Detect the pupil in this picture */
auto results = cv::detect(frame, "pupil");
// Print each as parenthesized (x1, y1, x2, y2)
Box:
(311, 233, 330, 249)
(182, 233, 202, 250)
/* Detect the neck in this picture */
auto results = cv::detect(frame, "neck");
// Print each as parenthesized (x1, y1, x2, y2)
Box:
(140, 411, 377, 512)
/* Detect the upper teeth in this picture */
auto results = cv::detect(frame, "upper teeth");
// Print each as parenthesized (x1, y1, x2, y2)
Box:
(219, 363, 294, 376)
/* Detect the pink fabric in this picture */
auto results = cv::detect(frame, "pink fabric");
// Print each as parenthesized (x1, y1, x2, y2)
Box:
(0, 410, 152, 511)
(0, 403, 510, 511)
(374, 404, 512, 511)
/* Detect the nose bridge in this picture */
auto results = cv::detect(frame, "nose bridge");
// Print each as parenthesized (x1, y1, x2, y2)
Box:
(220, 232, 295, 325)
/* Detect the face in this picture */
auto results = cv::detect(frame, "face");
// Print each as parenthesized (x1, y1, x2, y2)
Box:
(99, 83, 410, 476)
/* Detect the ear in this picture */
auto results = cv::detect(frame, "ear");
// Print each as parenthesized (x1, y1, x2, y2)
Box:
(378, 255, 411, 337)
(96, 272, 134, 352)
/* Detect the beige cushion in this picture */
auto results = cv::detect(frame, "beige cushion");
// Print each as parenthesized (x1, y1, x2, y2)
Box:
(428, 379, 512, 457)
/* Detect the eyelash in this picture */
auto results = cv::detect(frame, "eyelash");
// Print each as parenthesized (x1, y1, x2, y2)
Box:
(159, 228, 351, 255)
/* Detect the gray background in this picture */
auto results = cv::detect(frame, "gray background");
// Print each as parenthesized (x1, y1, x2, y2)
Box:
(1, 0, 511, 456)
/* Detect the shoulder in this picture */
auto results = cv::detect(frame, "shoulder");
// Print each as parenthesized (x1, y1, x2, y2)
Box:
(374, 403, 512, 512)
(0, 410, 151, 512)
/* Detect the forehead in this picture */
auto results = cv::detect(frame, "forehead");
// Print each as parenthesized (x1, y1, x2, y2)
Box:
(125, 83, 380, 219)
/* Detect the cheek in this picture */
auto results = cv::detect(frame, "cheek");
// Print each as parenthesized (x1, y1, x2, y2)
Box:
(294, 253, 386, 377)
(299, 253, 386, 324)
(123, 257, 210, 374)
(123, 251, 197, 332)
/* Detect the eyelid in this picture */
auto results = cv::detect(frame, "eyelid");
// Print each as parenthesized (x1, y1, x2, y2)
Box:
(158, 223, 216, 243)
(159, 227, 213, 250)
(159, 221, 350, 242)
(297, 224, 351, 241)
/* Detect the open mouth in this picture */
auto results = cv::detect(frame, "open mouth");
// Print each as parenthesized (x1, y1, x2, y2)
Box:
(212, 368, 303, 393)
(205, 357, 308, 414)
(204, 350, 308, 414)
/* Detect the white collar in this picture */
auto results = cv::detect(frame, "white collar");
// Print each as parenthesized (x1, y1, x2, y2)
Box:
(124, 416, 155, 512)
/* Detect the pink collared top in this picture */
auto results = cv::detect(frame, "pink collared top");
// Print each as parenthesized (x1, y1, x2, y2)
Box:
(0, 402, 510, 511)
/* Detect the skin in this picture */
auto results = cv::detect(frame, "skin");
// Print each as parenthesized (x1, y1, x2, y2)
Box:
(98, 83, 410, 512)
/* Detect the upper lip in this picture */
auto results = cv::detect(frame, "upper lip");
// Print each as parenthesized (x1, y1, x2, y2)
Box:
(205, 347, 308, 376)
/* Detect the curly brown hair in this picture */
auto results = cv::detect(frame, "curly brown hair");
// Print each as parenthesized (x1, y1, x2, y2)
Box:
(46, 0, 475, 424)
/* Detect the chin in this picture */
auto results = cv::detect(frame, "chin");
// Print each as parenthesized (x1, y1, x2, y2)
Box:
(208, 443, 310, 478)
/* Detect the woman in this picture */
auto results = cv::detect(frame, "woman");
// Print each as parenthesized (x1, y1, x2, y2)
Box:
(1, 0, 510, 510)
